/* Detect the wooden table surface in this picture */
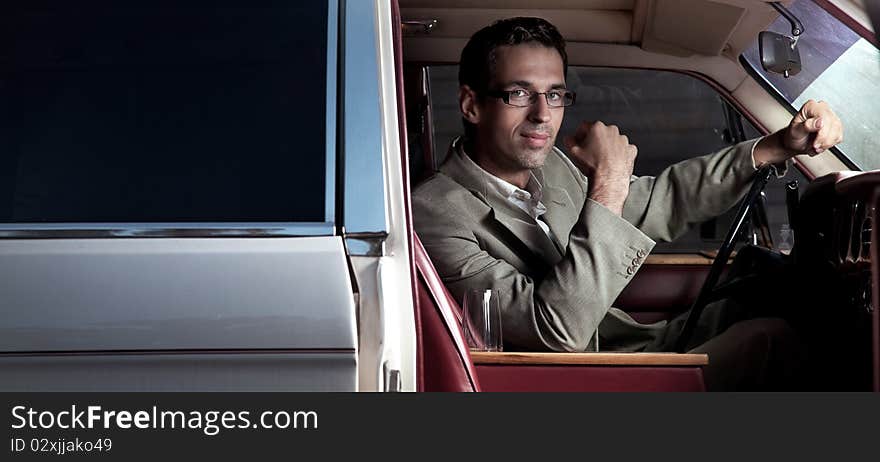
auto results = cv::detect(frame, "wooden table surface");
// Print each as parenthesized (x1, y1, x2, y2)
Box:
(469, 351, 709, 366)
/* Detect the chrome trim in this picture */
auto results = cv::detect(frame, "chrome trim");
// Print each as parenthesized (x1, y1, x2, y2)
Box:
(0, 348, 356, 357)
(345, 232, 388, 256)
(342, 0, 388, 234)
(326, 0, 339, 224)
(0, 222, 334, 239)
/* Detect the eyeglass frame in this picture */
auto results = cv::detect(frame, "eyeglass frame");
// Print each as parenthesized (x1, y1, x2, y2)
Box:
(482, 88, 577, 108)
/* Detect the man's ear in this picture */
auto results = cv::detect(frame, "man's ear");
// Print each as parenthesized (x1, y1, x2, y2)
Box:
(459, 85, 481, 125)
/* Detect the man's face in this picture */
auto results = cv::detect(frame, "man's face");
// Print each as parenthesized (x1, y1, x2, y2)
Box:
(465, 44, 566, 172)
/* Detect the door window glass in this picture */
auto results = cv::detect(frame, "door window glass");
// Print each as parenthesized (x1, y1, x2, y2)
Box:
(0, 1, 330, 223)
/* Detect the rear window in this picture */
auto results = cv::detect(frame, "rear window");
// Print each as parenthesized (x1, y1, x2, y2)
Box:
(0, 1, 330, 224)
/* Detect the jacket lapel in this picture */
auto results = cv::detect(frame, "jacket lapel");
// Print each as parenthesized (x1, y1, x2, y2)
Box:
(540, 184, 578, 253)
(439, 138, 563, 264)
(488, 204, 563, 264)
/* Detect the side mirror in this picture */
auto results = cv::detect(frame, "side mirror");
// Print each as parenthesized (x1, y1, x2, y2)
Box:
(759, 31, 802, 78)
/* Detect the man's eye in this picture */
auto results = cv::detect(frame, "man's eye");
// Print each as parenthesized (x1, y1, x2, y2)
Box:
(510, 89, 530, 98)
(547, 91, 563, 101)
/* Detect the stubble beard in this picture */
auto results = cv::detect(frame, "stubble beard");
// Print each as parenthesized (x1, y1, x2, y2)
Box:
(514, 137, 555, 170)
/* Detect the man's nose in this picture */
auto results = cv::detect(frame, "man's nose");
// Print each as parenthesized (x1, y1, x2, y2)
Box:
(527, 95, 552, 124)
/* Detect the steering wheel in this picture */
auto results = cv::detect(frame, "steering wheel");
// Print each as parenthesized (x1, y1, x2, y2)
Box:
(673, 164, 777, 352)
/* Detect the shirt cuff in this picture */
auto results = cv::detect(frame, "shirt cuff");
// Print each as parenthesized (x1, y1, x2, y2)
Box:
(749, 136, 788, 178)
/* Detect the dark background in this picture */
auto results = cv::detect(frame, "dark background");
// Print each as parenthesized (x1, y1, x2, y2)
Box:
(0, 1, 328, 223)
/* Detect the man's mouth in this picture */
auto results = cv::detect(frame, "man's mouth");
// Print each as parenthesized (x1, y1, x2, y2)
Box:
(521, 132, 550, 148)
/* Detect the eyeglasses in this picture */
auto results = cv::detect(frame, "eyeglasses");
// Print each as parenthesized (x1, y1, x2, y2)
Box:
(484, 88, 576, 108)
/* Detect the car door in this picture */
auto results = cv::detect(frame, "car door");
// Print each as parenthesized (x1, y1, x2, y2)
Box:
(0, 1, 359, 391)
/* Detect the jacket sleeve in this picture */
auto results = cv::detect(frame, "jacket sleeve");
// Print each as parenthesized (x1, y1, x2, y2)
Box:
(622, 139, 761, 242)
(414, 187, 655, 353)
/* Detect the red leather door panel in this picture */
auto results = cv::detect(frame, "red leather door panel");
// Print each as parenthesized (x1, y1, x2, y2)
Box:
(613, 263, 710, 323)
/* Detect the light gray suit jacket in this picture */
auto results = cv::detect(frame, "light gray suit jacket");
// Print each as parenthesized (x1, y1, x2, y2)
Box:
(412, 137, 760, 352)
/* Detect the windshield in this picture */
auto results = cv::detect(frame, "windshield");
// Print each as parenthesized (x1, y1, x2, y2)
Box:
(742, 0, 880, 171)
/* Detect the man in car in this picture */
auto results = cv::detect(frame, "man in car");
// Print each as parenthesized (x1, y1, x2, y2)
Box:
(412, 17, 844, 390)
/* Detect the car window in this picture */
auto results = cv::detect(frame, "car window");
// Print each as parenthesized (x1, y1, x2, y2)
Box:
(742, 0, 880, 171)
(427, 65, 806, 253)
(0, 2, 330, 224)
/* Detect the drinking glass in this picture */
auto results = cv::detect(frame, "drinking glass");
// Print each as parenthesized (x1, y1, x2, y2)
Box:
(462, 289, 503, 352)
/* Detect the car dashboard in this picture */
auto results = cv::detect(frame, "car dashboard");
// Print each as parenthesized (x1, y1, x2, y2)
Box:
(793, 169, 880, 390)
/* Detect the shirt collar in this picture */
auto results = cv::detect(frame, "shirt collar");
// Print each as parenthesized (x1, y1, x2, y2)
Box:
(458, 143, 545, 206)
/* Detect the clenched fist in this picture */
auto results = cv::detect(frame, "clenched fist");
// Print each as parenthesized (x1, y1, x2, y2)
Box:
(754, 99, 844, 165)
(563, 121, 637, 216)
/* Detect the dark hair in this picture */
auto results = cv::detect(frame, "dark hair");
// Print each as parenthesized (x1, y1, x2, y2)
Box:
(458, 17, 568, 138)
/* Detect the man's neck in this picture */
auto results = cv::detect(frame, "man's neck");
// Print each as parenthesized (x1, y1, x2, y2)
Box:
(464, 139, 531, 189)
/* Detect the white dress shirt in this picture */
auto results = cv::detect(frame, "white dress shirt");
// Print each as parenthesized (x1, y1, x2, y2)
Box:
(460, 148, 559, 244)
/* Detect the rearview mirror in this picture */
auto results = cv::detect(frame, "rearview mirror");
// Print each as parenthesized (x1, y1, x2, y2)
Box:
(759, 31, 802, 78)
